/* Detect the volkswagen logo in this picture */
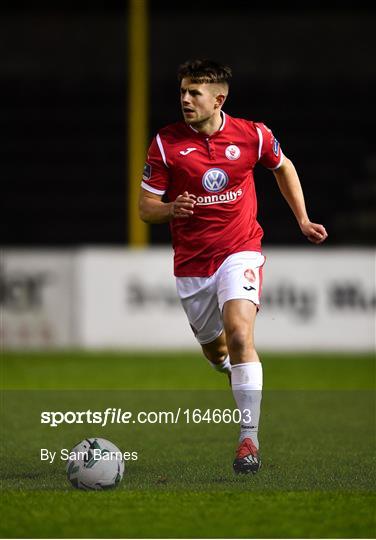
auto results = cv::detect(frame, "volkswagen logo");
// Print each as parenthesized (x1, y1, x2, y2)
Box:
(202, 168, 229, 193)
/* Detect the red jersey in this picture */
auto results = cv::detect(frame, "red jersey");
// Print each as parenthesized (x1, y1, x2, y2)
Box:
(141, 111, 283, 277)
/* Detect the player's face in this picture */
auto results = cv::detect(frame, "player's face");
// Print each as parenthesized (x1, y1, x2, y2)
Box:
(180, 78, 218, 126)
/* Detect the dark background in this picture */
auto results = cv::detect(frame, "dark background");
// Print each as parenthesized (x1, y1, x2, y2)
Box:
(2, 2, 375, 247)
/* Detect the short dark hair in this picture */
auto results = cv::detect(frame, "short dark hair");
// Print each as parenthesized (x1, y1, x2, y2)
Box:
(177, 59, 232, 86)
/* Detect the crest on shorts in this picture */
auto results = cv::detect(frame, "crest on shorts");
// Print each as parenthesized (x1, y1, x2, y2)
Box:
(244, 268, 256, 283)
(225, 145, 241, 160)
(243, 268, 256, 292)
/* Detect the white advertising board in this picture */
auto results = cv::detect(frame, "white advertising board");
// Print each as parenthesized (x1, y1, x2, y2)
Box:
(1, 250, 76, 348)
(259, 247, 375, 351)
(76, 248, 193, 348)
(77, 248, 375, 351)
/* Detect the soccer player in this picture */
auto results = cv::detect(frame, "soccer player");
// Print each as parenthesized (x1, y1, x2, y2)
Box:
(139, 59, 328, 474)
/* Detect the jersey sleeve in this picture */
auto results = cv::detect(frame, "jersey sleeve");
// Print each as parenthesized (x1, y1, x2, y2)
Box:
(141, 134, 170, 195)
(255, 122, 284, 170)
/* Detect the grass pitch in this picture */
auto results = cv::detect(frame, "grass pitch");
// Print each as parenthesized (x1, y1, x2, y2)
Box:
(0, 351, 375, 538)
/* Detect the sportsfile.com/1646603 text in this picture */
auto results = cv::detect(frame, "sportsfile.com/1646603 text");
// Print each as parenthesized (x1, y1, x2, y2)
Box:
(40, 408, 252, 427)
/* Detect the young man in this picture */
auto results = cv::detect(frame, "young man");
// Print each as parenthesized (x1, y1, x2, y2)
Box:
(139, 59, 328, 474)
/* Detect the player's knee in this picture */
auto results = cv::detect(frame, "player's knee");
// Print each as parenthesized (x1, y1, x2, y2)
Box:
(226, 327, 253, 357)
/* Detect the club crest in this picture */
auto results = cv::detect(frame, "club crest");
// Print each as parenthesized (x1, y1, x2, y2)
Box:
(244, 268, 256, 283)
(225, 145, 241, 160)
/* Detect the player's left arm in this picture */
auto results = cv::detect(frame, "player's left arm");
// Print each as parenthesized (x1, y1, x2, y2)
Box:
(272, 157, 328, 244)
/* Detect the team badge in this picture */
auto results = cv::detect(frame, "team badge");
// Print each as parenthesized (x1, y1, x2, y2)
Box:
(202, 168, 229, 193)
(225, 145, 241, 160)
(243, 268, 256, 292)
(244, 268, 256, 283)
(142, 162, 152, 181)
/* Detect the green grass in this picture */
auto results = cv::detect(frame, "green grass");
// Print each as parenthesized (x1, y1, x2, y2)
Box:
(2, 491, 375, 539)
(1, 350, 375, 389)
(0, 351, 375, 538)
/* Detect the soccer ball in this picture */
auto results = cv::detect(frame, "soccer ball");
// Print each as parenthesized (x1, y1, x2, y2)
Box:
(66, 437, 125, 490)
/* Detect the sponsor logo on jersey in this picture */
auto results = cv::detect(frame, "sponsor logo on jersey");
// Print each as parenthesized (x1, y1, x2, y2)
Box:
(142, 162, 152, 181)
(202, 168, 229, 193)
(273, 137, 280, 156)
(180, 147, 197, 156)
(225, 144, 241, 160)
(196, 189, 243, 206)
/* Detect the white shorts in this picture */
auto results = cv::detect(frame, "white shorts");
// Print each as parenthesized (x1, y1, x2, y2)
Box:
(176, 251, 265, 345)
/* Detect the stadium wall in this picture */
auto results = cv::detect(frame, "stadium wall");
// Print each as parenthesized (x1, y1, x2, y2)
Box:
(1, 248, 375, 351)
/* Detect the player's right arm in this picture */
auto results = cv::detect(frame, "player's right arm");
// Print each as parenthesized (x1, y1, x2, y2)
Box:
(138, 134, 196, 223)
(139, 189, 196, 223)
